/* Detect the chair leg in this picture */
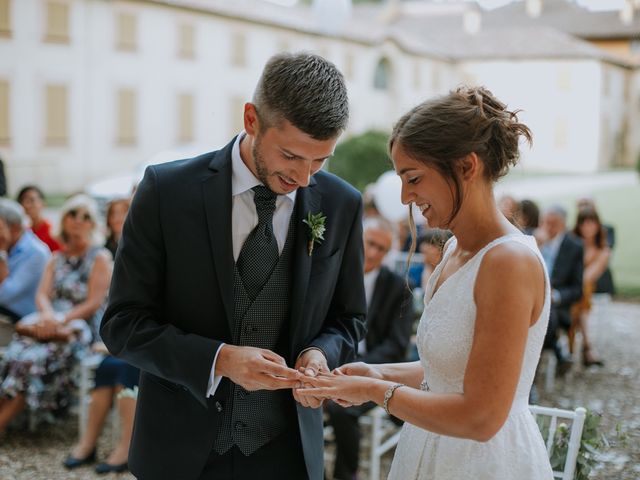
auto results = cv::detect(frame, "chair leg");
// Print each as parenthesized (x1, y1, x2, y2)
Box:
(544, 353, 557, 392)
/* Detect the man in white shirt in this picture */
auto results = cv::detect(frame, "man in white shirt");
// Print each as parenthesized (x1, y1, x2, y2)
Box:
(101, 52, 366, 480)
(537, 205, 583, 374)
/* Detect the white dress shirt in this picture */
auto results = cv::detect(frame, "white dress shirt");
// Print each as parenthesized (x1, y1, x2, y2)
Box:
(207, 132, 297, 397)
(540, 232, 565, 305)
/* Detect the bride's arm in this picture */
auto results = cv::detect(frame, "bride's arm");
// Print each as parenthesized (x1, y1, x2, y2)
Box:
(376, 361, 425, 389)
(333, 361, 424, 390)
(304, 243, 545, 442)
(378, 244, 544, 441)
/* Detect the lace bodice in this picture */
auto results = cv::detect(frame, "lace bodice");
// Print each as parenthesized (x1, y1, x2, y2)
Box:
(418, 234, 549, 407)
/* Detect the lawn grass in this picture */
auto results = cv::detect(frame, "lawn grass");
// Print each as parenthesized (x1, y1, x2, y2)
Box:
(537, 184, 640, 300)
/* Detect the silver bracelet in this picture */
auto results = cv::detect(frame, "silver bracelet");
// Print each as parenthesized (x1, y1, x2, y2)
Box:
(383, 383, 404, 415)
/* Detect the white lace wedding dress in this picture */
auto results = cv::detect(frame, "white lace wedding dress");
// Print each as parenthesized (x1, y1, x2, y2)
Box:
(388, 234, 554, 480)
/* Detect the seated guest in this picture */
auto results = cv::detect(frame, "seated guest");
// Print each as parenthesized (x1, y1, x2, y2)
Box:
(0, 199, 50, 330)
(418, 229, 452, 289)
(577, 197, 615, 295)
(326, 217, 413, 480)
(0, 194, 111, 433)
(536, 205, 583, 374)
(516, 198, 540, 235)
(64, 341, 138, 474)
(497, 194, 518, 225)
(17, 185, 61, 252)
(65, 195, 135, 474)
(104, 198, 130, 258)
(570, 207, 609, 366)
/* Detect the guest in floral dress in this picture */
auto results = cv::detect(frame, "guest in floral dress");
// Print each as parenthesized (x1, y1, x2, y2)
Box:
(0, 194, 112, 433)
(64, 197, 137, 475)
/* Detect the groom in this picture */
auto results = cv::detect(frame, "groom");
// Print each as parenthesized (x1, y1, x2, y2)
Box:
(100, 52, 366, 480)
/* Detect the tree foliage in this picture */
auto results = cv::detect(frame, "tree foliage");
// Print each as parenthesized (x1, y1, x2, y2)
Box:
(328, 130, 391, 192)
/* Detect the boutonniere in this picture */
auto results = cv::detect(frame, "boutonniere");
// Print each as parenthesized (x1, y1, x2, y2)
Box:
(303, 212, 327, 256)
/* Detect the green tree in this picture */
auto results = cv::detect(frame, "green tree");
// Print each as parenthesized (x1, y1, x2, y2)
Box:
(328, 130, 391, 192)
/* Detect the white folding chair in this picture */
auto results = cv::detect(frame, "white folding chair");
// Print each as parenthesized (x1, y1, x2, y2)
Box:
(529, 405, 587, 480)
(363, 406, 401, 480)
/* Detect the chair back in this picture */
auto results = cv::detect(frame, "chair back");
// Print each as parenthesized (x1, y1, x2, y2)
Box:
(529, 405, 587, 480)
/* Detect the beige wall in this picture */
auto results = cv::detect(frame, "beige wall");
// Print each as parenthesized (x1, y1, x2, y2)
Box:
(589, 39, 640, 64)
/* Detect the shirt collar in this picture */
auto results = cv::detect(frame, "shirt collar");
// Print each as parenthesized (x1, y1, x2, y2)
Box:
(548, 232, 565, 251)
(9, 230, 33, 256)
(231, 132, 296, 203)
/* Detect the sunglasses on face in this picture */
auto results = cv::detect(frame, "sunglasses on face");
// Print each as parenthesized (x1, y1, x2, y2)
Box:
(67, 209, 93, 222)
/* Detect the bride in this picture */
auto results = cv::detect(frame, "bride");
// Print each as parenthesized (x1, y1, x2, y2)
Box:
(298, 86, 554, 479)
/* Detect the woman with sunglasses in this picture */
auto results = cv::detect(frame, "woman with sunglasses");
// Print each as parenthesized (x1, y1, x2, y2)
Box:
(0, 194, 112, 433)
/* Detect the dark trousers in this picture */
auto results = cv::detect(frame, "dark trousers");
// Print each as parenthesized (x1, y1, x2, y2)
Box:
(326, 401, 376, 480)
(199, 423, 308, 480)
(0, 305, 20, 323)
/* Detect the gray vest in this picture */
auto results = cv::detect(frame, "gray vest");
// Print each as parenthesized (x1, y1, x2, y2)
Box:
(213, 214, 296, 456)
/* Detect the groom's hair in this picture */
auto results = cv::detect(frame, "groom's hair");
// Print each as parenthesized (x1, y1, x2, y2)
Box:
(252, 52, 349, 140)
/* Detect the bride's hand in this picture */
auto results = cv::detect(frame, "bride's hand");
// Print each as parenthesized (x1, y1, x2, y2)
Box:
(296, 372, 378, 406)
(333, 362, 384, 381)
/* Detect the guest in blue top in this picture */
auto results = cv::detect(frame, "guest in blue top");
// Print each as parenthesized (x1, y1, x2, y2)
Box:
(0, 199, 51, 323)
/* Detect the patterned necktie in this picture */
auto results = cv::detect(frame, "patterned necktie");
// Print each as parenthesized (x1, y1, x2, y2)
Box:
(236, 185, 279, 300)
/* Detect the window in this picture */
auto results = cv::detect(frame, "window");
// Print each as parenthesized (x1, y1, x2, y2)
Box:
(45, 84, 68, 146)
(431, 65, 442, 91)
(0, 0, 11, 38)
(230, 31, 246, 67)
(276, 37, 290, 53)
(413, 60, 421, 90)
(229, 96, 246, 137)
(116, 12, 137, 52)
(344, 51, 354, 81)
(117, 88, 137, 145)
(554, 117, 568, 149)
(178, 23, 195, 59)
(373, 57, 391, 91)
(602, 67, 610, 97)
(44, 1, 69, 44)
(0, 80, 9, 145)
(177, 93, 194, 142)
(557, 66, 571, 92)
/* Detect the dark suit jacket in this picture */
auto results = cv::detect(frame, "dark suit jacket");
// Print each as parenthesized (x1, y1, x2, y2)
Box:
(550, 233, 584, 329)
(359, 266, 413, 365)
(100, 139, 367, 480)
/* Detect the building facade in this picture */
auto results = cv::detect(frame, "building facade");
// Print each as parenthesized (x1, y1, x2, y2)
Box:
(0, 0, 637, 194)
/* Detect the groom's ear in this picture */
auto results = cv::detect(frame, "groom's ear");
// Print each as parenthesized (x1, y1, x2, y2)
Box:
(244, 103, 260, 136)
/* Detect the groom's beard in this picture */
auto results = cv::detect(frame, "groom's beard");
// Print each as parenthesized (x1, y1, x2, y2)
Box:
(252, 135, 275, 192)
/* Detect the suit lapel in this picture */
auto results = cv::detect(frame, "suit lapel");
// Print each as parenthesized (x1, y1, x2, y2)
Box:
(290, 178, 320, 348)
(202, 140, 235, 333)
(366, 267, 386, 345)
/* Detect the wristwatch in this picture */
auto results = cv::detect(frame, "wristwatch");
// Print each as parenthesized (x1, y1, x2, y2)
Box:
(0, 250, 8, 263)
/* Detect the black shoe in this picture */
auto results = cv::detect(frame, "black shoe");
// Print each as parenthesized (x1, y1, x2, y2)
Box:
(582, 347, 604, 367)
(95, 462, 129, 474)
(63, 448, 96, 469)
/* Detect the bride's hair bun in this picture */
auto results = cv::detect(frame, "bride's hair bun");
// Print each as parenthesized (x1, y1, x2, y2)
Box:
(389, 85, 532, 222)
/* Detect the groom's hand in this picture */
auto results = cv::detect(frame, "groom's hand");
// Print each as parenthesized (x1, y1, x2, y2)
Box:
(293, 349, 329, 409)
(216, 345, 302, 391)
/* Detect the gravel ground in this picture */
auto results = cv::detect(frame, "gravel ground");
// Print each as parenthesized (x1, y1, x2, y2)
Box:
(1, 301, 638, 480)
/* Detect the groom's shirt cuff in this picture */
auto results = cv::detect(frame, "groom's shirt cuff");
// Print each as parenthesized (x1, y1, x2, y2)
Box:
(206, 343, 225, 397)
(297, 346, 328, 362)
